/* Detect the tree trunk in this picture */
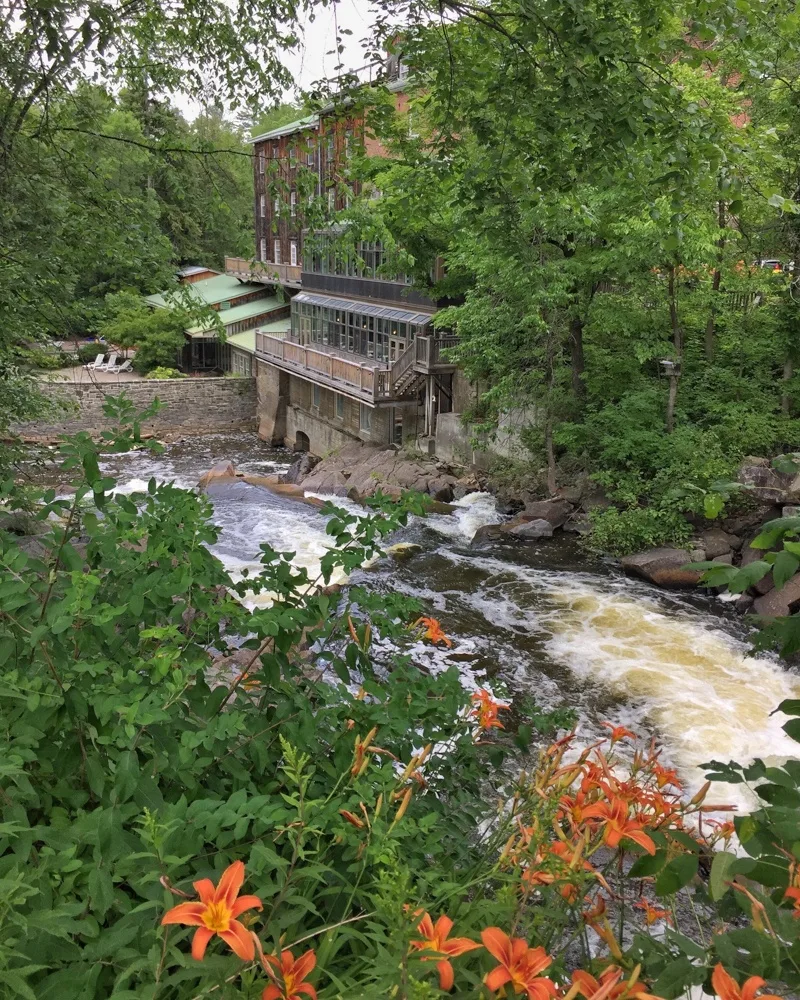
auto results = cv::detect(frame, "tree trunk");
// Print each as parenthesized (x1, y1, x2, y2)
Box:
(666, 265, 682, 434)
(569, 315, 586, 402)
(704, 199, 726, 362)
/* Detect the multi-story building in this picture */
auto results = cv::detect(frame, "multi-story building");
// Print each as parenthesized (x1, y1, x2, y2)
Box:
(225, 60, 463, 455)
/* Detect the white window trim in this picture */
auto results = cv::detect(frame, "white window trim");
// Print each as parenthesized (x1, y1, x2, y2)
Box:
(273, 239, 281, 264)
(290, 190, 297, 217)
(290, 241, 298, 266)
(259, 194, 266, 216)
(260, 238, 267, 262)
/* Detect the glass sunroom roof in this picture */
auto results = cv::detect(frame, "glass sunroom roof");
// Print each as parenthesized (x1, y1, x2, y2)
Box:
(293, 292, 434, 326)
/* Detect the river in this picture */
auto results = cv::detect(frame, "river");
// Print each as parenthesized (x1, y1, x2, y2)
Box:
(102, 431, 800, 812)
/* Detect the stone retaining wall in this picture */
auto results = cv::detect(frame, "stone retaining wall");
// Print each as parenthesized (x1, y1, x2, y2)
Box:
(11, 377, 257, 441)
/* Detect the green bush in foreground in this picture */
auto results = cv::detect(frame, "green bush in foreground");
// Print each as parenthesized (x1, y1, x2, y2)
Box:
(0, 396, 799, 999)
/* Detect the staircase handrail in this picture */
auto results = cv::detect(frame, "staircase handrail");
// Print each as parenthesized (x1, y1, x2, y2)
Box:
(390, 338, 417, 391)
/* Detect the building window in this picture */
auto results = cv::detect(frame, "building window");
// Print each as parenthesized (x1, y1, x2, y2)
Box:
(290, 190, 296, 216)
(289, 146, 296, 166)
(274, 196, 280, 214)
(260, 238, 267, 261)
(273, 239, 281, 264)
(336, 393, 344, 419)
(272, 142, 279, 159)
(258, 150, 265, 173)
(259, 194, 266, 216)
(327, 134, 334, 160)
(307, 145, 315, 166)
(359, 404, 372, 433)
(290, 241, 298, 266)
(344, 130, 352, 159)
(312, 384, 321, 409)
(327, 189, 335, 213)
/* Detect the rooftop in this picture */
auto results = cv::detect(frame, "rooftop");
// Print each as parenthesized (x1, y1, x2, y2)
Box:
(187, 296, 287, 337)
(226, 317, 291, 354)
(250, 113, 319, 145)
(146, 274, 266, 309)
(176, 265, 219, 278)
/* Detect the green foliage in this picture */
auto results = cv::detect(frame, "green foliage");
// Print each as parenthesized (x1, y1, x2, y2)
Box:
(588, 506, 692, 556)
(77, 344, 107, 365)
(144, 366, 187, 380)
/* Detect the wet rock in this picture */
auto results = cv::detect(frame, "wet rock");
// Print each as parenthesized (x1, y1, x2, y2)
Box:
(198, 460, 237, 489)
(700, 528, 741, 558)
(0, 512, 49, 536)
(385, 542, 423, 561)
(563, 514, 592, 535)
(522, 498, 574, 528)
(735, 593, 754, 613)
(507, 518, 554, 540)
(283, 452, 321, 485)
(620, 547, 703, 588)
(723, 508, 781, 536)
(423, 499, 457, 515)
(753, 572, 800, 618)
(470, 523, 506, 546)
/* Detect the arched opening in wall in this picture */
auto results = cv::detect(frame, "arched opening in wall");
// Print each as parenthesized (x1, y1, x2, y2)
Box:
(294, 431, 310, 452)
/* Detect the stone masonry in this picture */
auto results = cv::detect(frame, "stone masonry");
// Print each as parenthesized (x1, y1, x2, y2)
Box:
(10, 378, 257, 441)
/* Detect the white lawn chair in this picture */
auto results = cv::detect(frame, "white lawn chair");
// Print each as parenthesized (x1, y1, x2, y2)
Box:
(116, 359, 133, 373)
(99, 353, 118, 371)
(83, 353, 105, 370)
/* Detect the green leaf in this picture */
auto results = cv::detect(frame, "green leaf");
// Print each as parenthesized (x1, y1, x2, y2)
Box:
(655, 853, 698, 896)
(772, 550, 799, 590)
(88, 866, 114, 919)
(651, 958, 702, 999)
(709, 850, 739, 900)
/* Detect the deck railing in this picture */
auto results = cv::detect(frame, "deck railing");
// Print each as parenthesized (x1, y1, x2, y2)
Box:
(225, 257, 302, 286)
(415, 334, 459, 367)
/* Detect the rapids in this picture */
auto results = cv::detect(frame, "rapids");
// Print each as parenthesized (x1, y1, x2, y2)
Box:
(101, 432, 800, 811)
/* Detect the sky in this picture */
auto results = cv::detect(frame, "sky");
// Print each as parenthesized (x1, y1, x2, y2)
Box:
(175, 0, 379, 120)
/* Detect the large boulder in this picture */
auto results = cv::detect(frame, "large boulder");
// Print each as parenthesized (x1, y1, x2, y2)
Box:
(282, 452, 321, 485)
(521, 498, 574, 528)
(198, 460, 237, 489)
(470, 523, 507, 547)
(507, 518, 554, 540)
(620, 547, 703, 588)
(736, 457, 800, 504)
(699, 528, 740, 558)
(753, 573, 800, 618)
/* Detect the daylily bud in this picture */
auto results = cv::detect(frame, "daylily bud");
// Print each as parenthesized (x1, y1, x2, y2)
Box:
(339, 810, 365, 829)
(690, 780, 711, 805)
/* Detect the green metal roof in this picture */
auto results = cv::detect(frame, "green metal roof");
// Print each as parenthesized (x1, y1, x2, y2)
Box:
(187, 297, 287, 337)
(146, 274, 266, 309)
(227, 318, 291, 354)
(250, 113, 319, 144)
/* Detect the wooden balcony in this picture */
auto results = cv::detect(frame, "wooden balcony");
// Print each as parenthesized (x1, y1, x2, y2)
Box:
(255, 332, 459, 404)
(225, 257, 302, 288)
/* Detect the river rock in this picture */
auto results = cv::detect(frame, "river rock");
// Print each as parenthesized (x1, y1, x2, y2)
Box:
(783, 505, 800, 518)
(699, 528, 740, 557)
(507, 517, 554, 540)
(521, 498, 574, 528)
(620, 547, 703, 588)
(283, 452, 321, 485)
(198, 460, 237, 489)
(753, 572, 800, 618)
(736, 458, 800, 504)
(563, 514, 592, 535)
(385, 542, 423, 561)
(470, 523, 506, 546)
(712, 553, 734, 565)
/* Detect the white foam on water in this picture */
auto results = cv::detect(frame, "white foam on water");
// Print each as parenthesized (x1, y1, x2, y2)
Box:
(426, 491, 502, 542)
(442, 552, 800, 809)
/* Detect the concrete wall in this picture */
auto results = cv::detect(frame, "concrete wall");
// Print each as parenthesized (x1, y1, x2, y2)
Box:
(255, 360, 421, 455)
(436, 408, 537, 469)
(11, 377, 257, 441)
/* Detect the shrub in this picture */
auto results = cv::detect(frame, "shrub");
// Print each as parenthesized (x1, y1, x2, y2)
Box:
(77, 342, 106, 364)
(144, 366, 186, 379)
(588, 505, 693, 555)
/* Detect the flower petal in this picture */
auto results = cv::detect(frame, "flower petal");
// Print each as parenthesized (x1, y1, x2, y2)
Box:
(434, 915, 454, 941)
(297, 985, 318, 1000)
(442, 937, 481, 958)
(711, 964, 739, 1000)
(191, 927, 214, 961)
(437, 959, 454, 992)
(485, 966, 513, 992)
(481, 927, 513, 965)
(215, 860, 246, 906)
(262, 987, 281, 1000)
(293, 949, 317, 983)
(624, 830, 656, 856)
(417, 912, 435, 941)
(193, 878, 216, 904)
(740, 977, 766, 1000)
(161, 902, 207, 927)
(219, 919, 256, 961)
(231, 894, 264, 917)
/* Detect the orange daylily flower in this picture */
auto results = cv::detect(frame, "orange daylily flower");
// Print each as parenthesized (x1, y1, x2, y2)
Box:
(262, 948, 317, 1000)
(410, 912, 481, 991)
(161, 860, 262, 961)
(413, 616, 453, 647)
(481, 928, 557, 1000)
(601, 723, 638, 744)
(570, 965, 660, 1000)
(471, 689, 509, 731)
(784, 886, 800, 916)
(634, 900, 673, 926)
(581, 797, 656, 855)
(710, 964, 782, 1000)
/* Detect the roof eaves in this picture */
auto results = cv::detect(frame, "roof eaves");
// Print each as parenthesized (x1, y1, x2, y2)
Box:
(249, 114, 320, 144)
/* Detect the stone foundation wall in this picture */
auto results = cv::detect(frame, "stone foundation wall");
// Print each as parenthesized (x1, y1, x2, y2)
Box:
(11, 377, 257, 441)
